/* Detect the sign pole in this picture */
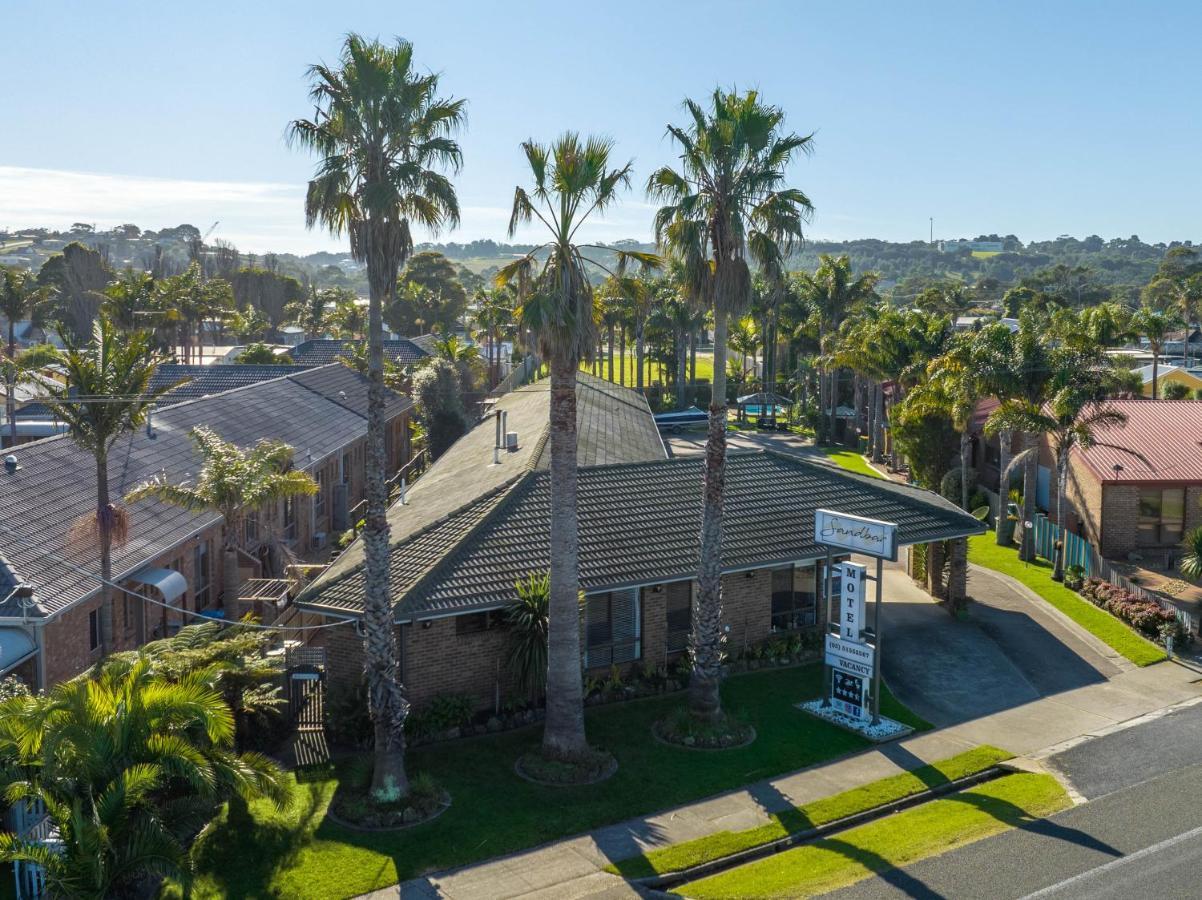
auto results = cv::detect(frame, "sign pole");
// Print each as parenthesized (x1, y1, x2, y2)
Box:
(871, 555, 883, 726)
(821, 546, 832, 708)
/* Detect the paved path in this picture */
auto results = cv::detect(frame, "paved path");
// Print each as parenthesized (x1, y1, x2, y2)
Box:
(363, 568, 1202, 900)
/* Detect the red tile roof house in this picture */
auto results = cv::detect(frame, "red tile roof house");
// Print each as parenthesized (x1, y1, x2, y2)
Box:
(0, 364, 414, 690)
(1044, 400, 1202, 566)
(297, 373, 985, 714)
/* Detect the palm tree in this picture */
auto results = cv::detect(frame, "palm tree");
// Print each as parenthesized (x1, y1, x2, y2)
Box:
(291, 34, 464, 800)
(496, 133, 655, 761)
(799, 256, 878, 445)
(988, 362, 1138, 580)
(729, 316, 759, 384)
(648, 89, 813, 723)
(125, 426, 318, 617)
(1132, 305, 1181, 400)
(0, 658, 288, 898)
(0, 268, 54, 445)
(41, 317, 175, 656)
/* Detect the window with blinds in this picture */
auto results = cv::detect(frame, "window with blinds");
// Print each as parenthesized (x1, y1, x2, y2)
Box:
(584, 588, 641, 668)
(664, 582, 692, 653)
(770, 564, 819, 632)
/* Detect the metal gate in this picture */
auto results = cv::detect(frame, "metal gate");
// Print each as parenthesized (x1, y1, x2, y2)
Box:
(284, 645, 326, 731)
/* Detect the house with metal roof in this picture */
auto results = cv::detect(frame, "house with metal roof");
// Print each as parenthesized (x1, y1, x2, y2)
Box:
(287, 338, 429, 367)
(1047, 399, 1202, 561)
(298, 373, 984, 711)
(0, 364, 415, 690)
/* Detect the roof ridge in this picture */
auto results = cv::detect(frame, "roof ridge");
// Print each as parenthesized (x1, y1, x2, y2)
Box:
(576, 373, 657, 416)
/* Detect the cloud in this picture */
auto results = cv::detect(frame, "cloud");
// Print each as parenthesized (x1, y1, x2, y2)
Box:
(0, 167, 656, 254)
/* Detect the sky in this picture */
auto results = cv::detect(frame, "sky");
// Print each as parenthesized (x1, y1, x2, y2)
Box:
(4, 0, 1202, 255)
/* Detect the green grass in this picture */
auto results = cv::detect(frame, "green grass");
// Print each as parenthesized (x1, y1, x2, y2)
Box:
(173, 665, 928, 899)
(968, 533, 1166, 667)
(819, 447, 884, 479)
(678, 772, 1070, 899)
(605, 745, 1012, 879)
(581, 351, 715, 390)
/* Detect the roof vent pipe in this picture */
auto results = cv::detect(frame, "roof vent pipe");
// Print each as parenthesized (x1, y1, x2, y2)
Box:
(494, 409, 502, 464)
(3, 455, 16, 475)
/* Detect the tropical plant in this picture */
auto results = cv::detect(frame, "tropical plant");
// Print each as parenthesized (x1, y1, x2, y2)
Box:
(0, 267, 55, 445)
(126, 426, 317, 616)
(412, 357, 469, 459)
(495, 132, 655, 760)
(236, 342, 279, 364)
(504, 572, 550, 702)
(41, 318, 175, 655)
(648, 89, 813, 724)
(1180, 526, 1202, 581)
(291, 34, 465, 800)
(0, 659, 289, 898)
(1132, 304, 1182, 400)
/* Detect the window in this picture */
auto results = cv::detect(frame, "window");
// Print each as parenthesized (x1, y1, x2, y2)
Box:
(88, 609, 101, 651)
(454, 610, 504, 635)
(663, 582, 692, 653)
(193, 541, 211, 609)
(1138, 488, 1185, 546)
(583, 589, 641, 668)
(283, 497, 297, 541)
(342, 451, 352, 485)
(771, 564, 818, 632)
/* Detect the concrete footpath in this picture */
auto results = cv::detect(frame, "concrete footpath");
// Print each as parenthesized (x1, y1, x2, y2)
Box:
(365, 578, 1202, 900)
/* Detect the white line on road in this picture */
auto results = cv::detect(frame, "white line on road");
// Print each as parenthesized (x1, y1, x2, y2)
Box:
(1019, 823, 1202, 898)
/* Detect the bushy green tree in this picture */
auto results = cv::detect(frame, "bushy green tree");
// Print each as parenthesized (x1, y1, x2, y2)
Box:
(412, 357, 469, 460)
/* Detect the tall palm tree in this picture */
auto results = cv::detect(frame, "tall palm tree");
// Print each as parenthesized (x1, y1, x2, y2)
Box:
(1132, 304, 1181, 400)
(0, 658, 288, 898)
(648, 89, 813, 723)
(125, 426, 318, 616)
(496, 133, 655, 760)
(799, 255, 878, 445)
(291, 34, 464, 800)
(0, 268, 54, 445)
(42, 317, 174, 656)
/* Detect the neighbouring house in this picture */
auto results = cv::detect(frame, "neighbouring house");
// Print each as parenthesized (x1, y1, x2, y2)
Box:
(287, 338, 429, 367)
(297, 373, 984, 712)
(0, 364, 414, 690)
(1132, 364, 1202, 398)
(1045, 399, 1202, 563)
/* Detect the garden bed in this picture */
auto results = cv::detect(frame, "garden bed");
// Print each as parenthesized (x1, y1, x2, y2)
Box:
(652, 707, 756, 750)
(326, 761, 450, 831)
(514, 747, 617, 786)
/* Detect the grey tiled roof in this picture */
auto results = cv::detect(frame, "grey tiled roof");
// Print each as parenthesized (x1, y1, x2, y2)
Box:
(299, 449, 986, 620)
(150, 364, 316, 405)
(288, 339, 428, 366)
(314, 372, 667, 589)
(0, 365, 413, 618)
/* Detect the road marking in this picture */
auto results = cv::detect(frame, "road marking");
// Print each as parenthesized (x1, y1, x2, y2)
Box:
(1019, 823, 1202, 898)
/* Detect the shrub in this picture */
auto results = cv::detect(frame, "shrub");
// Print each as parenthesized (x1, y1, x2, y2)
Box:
(405, 692, 475, 739)
(325, 676, 374, 748)
(1079, 577, 1186, 646)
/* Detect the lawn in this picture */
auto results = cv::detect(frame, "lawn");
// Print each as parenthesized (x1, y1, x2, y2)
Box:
(581, 350, 715, 390)
(678, 771, 1070, 899)
(605, 744, 1012, 878)
(819, 447, 884, 479)
(968, 533, 1166, 667)
(174, 665, 927, 899)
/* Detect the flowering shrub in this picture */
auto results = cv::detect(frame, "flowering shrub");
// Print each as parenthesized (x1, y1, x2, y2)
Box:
(1079, 578, 1187, 646)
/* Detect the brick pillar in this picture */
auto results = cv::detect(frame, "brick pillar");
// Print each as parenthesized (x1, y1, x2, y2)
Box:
(946, 538, 968, 612)
(926, 541, 946, 599)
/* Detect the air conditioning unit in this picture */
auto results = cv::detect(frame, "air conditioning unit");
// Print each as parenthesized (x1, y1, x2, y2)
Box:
(311, 532, 328, 551)
(505, 431, 519, 451)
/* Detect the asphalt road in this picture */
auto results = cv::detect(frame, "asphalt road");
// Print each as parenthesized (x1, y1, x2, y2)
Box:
(823, 701, 1202, 900)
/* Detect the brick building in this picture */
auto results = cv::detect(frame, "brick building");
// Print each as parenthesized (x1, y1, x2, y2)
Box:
(0, 364, 413, 689)
(298, 374, 983, 711)
(1044, 399, 1202, 562)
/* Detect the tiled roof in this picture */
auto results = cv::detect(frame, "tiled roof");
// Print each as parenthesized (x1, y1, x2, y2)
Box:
(287, 339, 428, 366)
(314, 372, 667, 587)
(300, 449, 984, 620)
(0, 365, 413, 618)
(1069, 399, 1202, 484)
(150, 364, 315, 404)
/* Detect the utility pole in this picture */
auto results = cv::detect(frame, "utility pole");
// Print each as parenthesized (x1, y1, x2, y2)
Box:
(929, 217, 934, 245)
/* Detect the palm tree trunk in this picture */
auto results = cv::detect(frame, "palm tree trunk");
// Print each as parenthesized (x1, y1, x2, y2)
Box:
(96, 453, 114, 655)
(544, 356, 588, 758)
(960, 430, 971, 511)
(828, 370, 839, 446)
(619, 327, 626, 386)
(222, 524, 241, 615)
(689, 329, 697, 387)
(1053, 453, 1068, 581)
(1020, 432, 1038, 562)
(691, 308, 728, 723)
(364, 240, 408, 801)
(1152, 350, 1159, 400)
(7, 320, 16, 448)
(635, 326, 645, 394)
(607, 324, 615, 383)
(996, 428, 1013, 545)
(872, 382, 885, 463)
(676, 328, 687, 411)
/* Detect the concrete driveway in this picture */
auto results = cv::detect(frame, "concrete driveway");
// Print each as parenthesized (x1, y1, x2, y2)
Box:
(878, 562, 1122, 728)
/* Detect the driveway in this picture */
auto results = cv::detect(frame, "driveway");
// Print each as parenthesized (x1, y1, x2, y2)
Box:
(878, 562, 1121, 728)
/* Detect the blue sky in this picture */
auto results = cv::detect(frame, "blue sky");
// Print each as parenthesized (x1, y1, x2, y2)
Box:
(5, 0, 1201, 253)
